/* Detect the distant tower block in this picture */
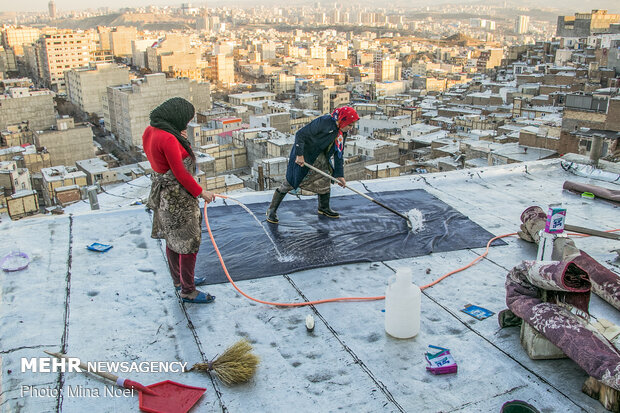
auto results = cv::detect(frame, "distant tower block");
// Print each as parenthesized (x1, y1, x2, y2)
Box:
(515, 15, 530, 34)
(48, 0, 57, 19)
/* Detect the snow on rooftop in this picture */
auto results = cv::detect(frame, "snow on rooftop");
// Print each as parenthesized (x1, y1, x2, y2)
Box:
(62, 175, 153, 214)
(195, 152, 216, 162)
(263, 156, 288, 164)
(1, 160, 619, 412)
(402, 130, 448, 144)
(267, 135, 295, 146)
(365, 161, 400, 171)
(223, 174, 244, 186)
(492, 143, 556, 161)
(467, 91, 494, 98)
(0, 146, 25, 156)
(403, 123, 439, 133)
(228, 91, 275, 99)
(431, 116, 454, 123)
(464, 157, 490, 168)
(347, 135, 398, 149)
(75, 158, 109, 173)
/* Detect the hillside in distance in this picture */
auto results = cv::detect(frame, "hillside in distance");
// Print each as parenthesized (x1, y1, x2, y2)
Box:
(52, 13, 193, 31)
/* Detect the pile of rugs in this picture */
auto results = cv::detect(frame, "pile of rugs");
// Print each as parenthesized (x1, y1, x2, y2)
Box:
(501, 206, 620, 392)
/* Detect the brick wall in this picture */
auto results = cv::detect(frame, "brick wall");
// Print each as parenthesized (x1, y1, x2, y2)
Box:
(562, 109, 607, 132)
(55, 188, 81, 206)
(605, 99, 620, 131)
(518, 131, 560, 151)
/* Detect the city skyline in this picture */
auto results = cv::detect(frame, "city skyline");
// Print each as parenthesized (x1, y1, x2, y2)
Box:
(3, 0, 619, 14)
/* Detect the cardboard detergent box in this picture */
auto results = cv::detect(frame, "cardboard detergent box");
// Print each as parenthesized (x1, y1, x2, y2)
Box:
(544, 206, 566, 234)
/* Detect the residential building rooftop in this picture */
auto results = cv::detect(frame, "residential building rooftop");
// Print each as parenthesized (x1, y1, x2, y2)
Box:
(2, 159, 617, 412)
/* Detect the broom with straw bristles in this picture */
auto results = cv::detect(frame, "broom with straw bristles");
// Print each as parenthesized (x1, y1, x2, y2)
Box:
(188, 339, 259, 385)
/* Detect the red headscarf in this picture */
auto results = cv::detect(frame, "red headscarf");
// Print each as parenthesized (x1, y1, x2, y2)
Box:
(331, 106, 359, 158)
(331, 106, 360, 130)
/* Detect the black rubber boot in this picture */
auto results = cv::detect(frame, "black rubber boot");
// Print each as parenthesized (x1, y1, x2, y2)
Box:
(266, 189, 286, 224)
(318, 192, 339, 218)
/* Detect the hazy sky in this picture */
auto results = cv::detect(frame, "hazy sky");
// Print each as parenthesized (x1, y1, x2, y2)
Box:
(6, 0, 196, 13)
(4, 0, 619, 13)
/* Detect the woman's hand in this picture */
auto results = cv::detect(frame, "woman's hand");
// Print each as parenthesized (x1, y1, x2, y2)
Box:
(199, 189, 215, 203)
(336, 177, 346, 187)
(295, 155, 305, 166)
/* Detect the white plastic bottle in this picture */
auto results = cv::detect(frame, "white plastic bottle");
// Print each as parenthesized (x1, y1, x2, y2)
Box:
(385, 267, 421, 339)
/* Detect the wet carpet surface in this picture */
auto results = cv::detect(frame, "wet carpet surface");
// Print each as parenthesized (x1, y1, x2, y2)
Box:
(197, 189, 506, 284)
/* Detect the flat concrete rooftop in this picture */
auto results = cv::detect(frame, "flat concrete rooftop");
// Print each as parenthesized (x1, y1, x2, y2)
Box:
(1, 158, 619, 412)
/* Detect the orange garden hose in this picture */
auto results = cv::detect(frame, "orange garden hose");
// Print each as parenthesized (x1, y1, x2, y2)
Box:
(204, 195, 619, 308)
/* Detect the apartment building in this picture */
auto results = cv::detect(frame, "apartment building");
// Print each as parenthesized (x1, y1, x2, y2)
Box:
(19, 145, 52, 173)
(159, 52, 203, 80)
(559, 93, 620, 156)
(104, 73, 211, 148)
(200, 144, 247, 173)
(65, 63, 130, 116)
(0, 46, 17, 76)
(187, 117, 244, 147)
(375, 56, 401, 82)
(249, 113, 291, 134)
(33, 117, 95, 167)
(145, 34, 191, 72)
(266, 135, 294, 158)
(0, 160, 32, 194)
(131, 37, 158, 68)
(515, 16, 530, 34)
(364, 162, 401, 179)
(75, 157, 117, 185)
(109, 27, 137, 57)
(96, 26, 111, 51)
(5, 190, 39, 219)
(1, 26, 40, 56)
(22, 44, 44, 81)
(270, 73, 296, 94)
(259, 42, 277, 61)
(330, 91, 350, 112)
(357, 114, 411, 138)
(0, 88, 56, 131)
(557, 10, 620, 38)
(343, 135, 399, 161)
(37, 30, 94, 94)
(228, 91, 276, 106)
(48, 0, 56, 19)
(39, 165, 87, 207)
(212, 54, 235, 85)
(477, 49, 504, 71)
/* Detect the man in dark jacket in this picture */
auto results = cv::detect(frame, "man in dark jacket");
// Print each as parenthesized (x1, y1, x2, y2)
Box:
(266, 106, 360, 224)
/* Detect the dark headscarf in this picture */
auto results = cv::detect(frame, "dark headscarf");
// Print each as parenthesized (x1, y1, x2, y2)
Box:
(150, 97, 196, 159)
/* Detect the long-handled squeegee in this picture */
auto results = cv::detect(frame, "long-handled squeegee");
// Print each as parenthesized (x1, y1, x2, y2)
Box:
(303, 162, 413, 230)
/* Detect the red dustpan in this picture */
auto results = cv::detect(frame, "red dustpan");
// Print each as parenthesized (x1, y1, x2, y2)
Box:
(139, 380, 206, 413)
(45, 351, 206, 413)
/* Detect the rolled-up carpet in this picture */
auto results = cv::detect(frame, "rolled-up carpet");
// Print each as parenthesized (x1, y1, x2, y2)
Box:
(518, 206, 620, 310)
(506, 260, 620, 390)
(563, 181, 620, 203)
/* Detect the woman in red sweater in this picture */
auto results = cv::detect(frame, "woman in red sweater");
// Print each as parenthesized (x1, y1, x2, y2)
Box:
(144, 97, 215, 304)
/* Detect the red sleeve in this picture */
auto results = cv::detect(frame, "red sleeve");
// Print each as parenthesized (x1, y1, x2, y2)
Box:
(160, 136, 203, 198)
